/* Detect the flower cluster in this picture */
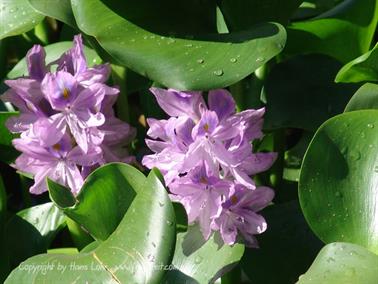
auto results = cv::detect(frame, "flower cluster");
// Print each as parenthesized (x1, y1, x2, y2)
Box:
(2, 35, 135, 195)
(143, 88, 276, 247)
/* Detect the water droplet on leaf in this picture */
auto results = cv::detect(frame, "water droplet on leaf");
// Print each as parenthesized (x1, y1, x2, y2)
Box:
(213, 70, 224, 76)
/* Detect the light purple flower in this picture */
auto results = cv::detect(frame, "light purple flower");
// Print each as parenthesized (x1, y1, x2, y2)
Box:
(214, 184, 274, 247)
(170, 162, 233, 239)
(143, 87, 276, 246)
(2, 34, 136, 195)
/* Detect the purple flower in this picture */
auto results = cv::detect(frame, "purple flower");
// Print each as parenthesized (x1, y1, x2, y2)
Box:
(170, 162, 233, 239)
(2, 34, 136, 195)
(143, 87, 276, 246)
(214, 185, 274, 247)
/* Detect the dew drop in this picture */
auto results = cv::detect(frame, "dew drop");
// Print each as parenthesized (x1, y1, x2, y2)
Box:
(151, 242, 156, 248)
(194, 256, 203, 264)
(335, 191, 342, 198)
(197, 59, 204, 64)
(185, 43, 193, 48)
(367, 123, 374, 128)
(166, 220, 173, 226)
(147, 254, 155, 262)
(230, 58, 237, 63)
(374, 165, 378, 173)
(167, 38, 176, 44)
(349, 151, 361, 161)
(213, 69, 224, 76)
(256, 57, 265, 63)
(158, 201, 164, 207)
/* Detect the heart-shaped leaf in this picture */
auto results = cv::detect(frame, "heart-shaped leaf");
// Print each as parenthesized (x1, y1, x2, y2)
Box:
(0, 0, 44, 40)
(297, 242, 378, 284)
(48, 163, 146, 241)
(241, 201, 323, 284)
(7, 41, 101, 79)
(263, 54, 358, 130)
(285, 0, 378, 63)
(345, 83, 378, 112)
(5, 202, 66, 267)
(336, 42, 378, 83)
(219, 0, 303, 30)
(5, 169, 176, 284)
(165, 226, 244, 283)
(299, 110, 378, 254)
(70, 0, 286, 91)
(28, 0, 77, 28)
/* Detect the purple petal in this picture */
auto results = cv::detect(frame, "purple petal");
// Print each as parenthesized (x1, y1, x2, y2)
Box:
(150, 87, 204, 120)
(241, 152, 277, 175)
(192, 110, 219, 138)
(41, 71, 79, 110)
(68, 146, 102, 166)
(57, 34, 87, 76)
(26, 45, 47, 81)
(77, 64, 111, 86)
(208, 89, 236, 121)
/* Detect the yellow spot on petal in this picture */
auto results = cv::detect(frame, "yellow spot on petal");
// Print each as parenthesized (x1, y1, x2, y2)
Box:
(230, 195, 238, 205)
(203, 123, 209, 132)
(199, 176, 208, 184)
(63, 88, 70, 99)
(52, 143, 61, 151)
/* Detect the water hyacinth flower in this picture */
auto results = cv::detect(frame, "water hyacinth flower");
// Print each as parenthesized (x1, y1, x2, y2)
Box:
(143, 88, 276, 247)
(2, 35, 135, 195)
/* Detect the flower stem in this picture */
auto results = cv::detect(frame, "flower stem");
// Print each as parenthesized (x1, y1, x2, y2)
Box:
(111, 64, 130, 122)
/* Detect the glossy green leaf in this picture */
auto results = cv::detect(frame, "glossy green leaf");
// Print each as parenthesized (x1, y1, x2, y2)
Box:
(0, 111, 17, 146)
(0, 112, 19, 163)
(297, 242, 378, 284)
(48, 163, 146, 241)
(5, 169, 176, 284)
(5, 202, 66, 267)
(28, 0, 77, 28)
(219, 0, 303, 30)
(7, 41, 101, 79)
(165, 227, 244, 283)
(345, 83, 378, 112)
(241, 201, 323, 284)
(92, 0, 217, 35)
(299, 110, 378, 254)
(71, 0, 286, 91)
(285, 0, 378, 63)
(0, 0, 44, 40)
(336, 43, 378, 83)
(264, 54, 359, 130)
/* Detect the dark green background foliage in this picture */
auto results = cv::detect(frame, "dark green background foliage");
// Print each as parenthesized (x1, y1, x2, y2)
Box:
(0, 0, 377, 283)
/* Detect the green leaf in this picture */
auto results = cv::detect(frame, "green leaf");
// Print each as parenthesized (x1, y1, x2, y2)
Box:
(48, 163, 146, 241)
(297, 242, 378, 284)
(165, 227, 244, 283)
(5, 202, 66, 267)
(285, 0, 378, 63)
(264, 54, 359, 130)
(7, 41, 101, 79)
(0, 111, 17, 146)
(336, 43, 378, 83)
(219, 0, 303, 30)
(0, 0, 44, 40)
(0, 112, 19, 163)
(5, 169, 176, 284)
(299, 110, 378, 254)
(70, 0, 286, 91)
(345, 83, 378, 112)
(241, 201, 323, 284)
(90, 0, 217, 35)
(28, 0, 77, 28)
